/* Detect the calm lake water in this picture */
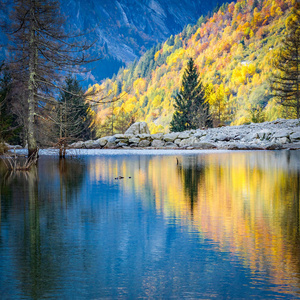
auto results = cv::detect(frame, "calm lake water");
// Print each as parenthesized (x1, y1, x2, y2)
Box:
(0, 150, 300, 299)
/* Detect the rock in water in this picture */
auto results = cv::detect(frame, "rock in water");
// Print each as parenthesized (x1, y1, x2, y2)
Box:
(125, 122, 150, 135)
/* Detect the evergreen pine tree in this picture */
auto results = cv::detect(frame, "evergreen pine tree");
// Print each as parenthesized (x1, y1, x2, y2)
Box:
(57, 76, 94, 142)
(117, 81, 122, 95)
(0, 66, 22, 144)
(271, 3, 300, 118)
(170, 58, 211, 132)
(169, 92, 190, 132)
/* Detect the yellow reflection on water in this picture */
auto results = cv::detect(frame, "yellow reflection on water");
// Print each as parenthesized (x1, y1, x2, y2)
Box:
(89, 151, 300, 295)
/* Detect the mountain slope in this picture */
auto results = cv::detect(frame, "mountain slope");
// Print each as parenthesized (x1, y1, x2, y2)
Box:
(62, 0, 228, 80)
(91, 0, 294, 134)
(0, 0, 228, 81)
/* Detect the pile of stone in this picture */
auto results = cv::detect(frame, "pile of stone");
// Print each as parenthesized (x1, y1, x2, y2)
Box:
(69, 119, 300, 150)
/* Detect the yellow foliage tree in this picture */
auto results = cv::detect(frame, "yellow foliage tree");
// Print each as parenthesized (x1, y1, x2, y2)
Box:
(206, 83, 228, 126)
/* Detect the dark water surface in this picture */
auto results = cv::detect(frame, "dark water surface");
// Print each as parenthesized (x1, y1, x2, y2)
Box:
(0, 150, 300, 299)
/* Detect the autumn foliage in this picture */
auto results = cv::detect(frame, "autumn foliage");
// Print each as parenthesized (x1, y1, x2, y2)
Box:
(91, 0, 296, 134)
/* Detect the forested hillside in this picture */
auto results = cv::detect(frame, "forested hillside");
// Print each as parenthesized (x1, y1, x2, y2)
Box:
(0, 0, 227, 82)
(91, 0, 295, 135)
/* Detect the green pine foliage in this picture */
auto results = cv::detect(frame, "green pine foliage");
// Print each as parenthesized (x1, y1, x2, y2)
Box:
(170, 93, 190, 132)
(170, 58, 211, 132)
(0, 66, 22, 145)
(57, 76, 94, 142)
(271, 2, 300, 118)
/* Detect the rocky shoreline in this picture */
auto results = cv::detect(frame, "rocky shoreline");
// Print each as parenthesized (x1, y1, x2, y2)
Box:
(4, 119, 300, 152)
(69, 119, 300, 151)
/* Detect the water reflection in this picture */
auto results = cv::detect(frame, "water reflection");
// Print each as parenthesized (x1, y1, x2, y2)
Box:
(176, 156, 205, 215)
(178, 152, 300, 296)
(57, 158, 87, 203)
(0, 167, 45, 299)
(88, 151, 300, 296)
(0, 159, 88, 299)
(0, 151, 300, 298)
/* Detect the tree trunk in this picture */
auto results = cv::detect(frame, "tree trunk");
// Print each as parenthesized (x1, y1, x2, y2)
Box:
(27, 2, 38, 158)
(111, 101, 114, 136)
(297, 43, 299, 118)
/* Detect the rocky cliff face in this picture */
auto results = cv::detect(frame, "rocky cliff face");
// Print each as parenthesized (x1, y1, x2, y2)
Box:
(62, 0, 227, 80)
(1, 0, 227, 81)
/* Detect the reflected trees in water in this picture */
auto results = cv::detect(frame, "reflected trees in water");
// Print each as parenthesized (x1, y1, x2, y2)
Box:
(176, 156, 205, 215)
(0, 167, 54, 299)
(0, 158, 87, 299)
(58, 158, 87, 203)
(1, 152, 300, 297)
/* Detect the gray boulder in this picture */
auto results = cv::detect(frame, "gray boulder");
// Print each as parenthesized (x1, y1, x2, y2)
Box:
(273, 130, 291, 139)
(97, 137, 108, 147)
(165, 142, 178, 148)
(84, 140, 99, 149)
(174, 139, 182, 145)
(70, 141, 85, 148)
(138, 140, 151, 147)
(179, 137, 199, 147)
(130, 143, 139, 148)
(290, 131, 300, 141)
(105, 136, 117, 148)
(117, 142, 128, 147)
(107, 136, 117, 143)
(115, 133, 129, 143)
(243, 132, 259, 142)
(274, 137, 290, 144)
(105, 143, 117, 149)
(151, 140, 165, 148)
(129, 137, 140, 144)
(163, 132, 179, 142)
(151, 133, 164, 140)
(193, 130, 206, 138)
(138, 134, 151, 140)
(116, 138, 129, 143)
(114, 134, 126, 139)
(125, 122, 150, 135)
(178, 132, 191, 139)
(214, 134, 230, 142)
(200, 134, 215, 143)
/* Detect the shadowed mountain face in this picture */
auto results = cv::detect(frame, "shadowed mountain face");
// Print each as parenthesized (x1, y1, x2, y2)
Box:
(62, 0, 227, 80)
(0, 0, 227, 81)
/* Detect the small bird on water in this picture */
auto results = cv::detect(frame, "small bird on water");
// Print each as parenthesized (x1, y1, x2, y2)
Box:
(115, 176, 131, 179)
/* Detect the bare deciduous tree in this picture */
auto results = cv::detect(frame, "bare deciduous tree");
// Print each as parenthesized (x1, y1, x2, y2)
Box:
(3, 0, 97, 157)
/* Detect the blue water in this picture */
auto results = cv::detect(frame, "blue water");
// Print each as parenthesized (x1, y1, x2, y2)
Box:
(0, 150, 300, 299)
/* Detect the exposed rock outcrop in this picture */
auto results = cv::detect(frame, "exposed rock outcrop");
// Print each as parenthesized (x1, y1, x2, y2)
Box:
(124, 122, 150, 135)
(69, 119, 300, 150)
